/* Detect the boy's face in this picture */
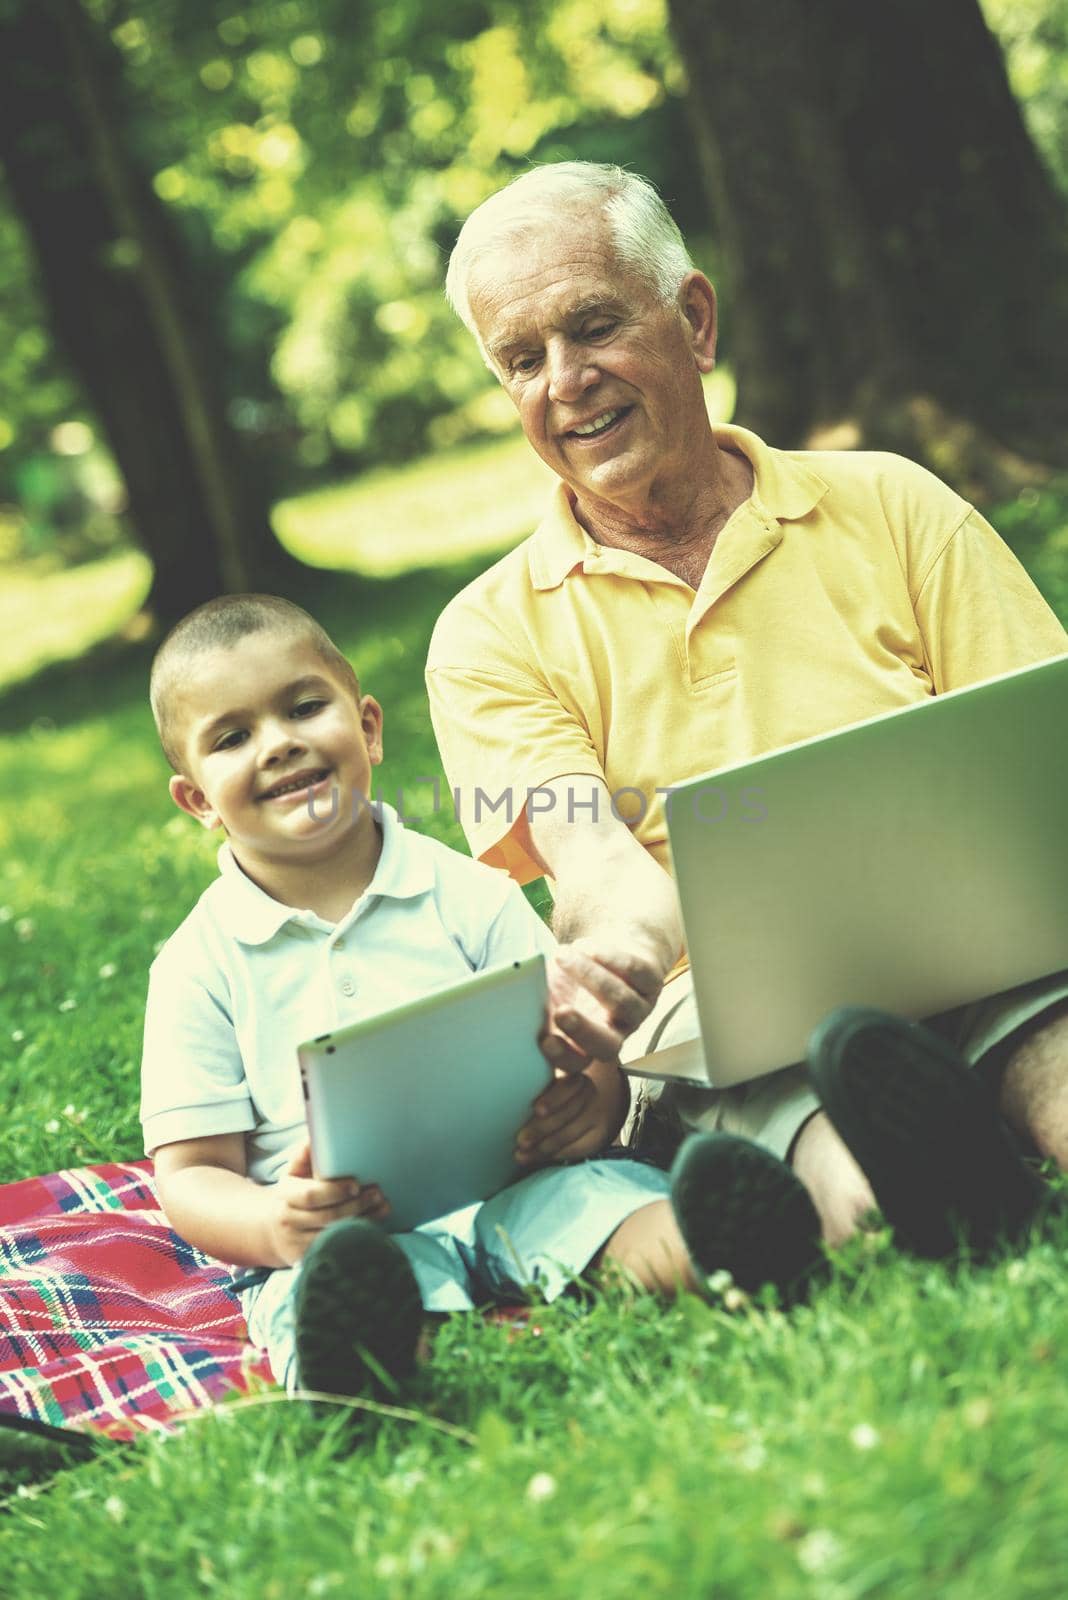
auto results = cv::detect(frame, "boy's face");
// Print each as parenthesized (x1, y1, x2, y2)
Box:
(167, 631, 383, 866)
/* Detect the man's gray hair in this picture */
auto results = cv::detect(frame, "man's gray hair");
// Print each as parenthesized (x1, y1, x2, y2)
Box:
(445, 162, 694, 348)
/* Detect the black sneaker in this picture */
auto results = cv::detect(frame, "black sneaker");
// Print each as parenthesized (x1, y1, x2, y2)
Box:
(807, 1005, 1046, 1260)
(670, 1131, 825, 1304)
(294, 1220, 423, 1397)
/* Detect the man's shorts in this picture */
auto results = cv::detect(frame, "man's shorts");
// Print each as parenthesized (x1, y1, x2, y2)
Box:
(620, 967, 1068, 1166)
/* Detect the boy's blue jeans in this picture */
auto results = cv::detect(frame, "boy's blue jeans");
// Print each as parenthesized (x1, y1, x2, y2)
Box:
(240, 1155, 671, 1392)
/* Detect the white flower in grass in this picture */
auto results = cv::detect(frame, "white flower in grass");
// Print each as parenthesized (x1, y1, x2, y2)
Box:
(797, 1529, 841, 1574)
(388, 1469, 426, 1495)
(963, 1397, 993, 1429)
(738, 1440, 767, 1472)
(526, 1471, 558, 1503)
(98, 961, 118, 979)
(850, 1422, 880, 1451)
(44, 1119, 61, 1134)
(58, 997, 77, 1013)
(104, 1494, 126, 1523)
(10, 1029, 24, 1043)
(14, 918, 34, 942)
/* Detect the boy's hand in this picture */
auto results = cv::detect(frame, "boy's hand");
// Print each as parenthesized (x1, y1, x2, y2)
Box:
(267, 1141, 389, 1265)
(513, 1061, 628, 1169)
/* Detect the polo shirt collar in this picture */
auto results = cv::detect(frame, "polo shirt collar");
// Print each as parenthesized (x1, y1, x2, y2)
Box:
(212, 801, 434, 945)
(527, 422, 829, 592)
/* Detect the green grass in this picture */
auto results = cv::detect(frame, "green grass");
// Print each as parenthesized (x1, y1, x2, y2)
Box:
(0, 548, 152, 688)
(4, 1240, 1068, 1597)
(272, 433, 557, 577)
(270, 373, 735, 579)
(0, 374, 740, 692)
(0, 445, 1067, 1595)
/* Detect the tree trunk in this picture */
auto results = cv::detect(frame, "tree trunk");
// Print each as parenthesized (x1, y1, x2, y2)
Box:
(667, 0, 1068, 474)
(0, 0, 302, 625)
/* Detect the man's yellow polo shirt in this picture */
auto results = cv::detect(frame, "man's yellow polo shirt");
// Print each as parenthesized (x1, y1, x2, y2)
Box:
(426, 424, 1067, 885)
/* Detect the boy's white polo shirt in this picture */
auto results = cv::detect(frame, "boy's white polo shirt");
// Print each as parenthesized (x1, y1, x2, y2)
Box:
(140, 803, 555, 1185)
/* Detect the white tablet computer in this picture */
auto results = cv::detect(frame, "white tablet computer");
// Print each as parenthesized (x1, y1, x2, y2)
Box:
(297, 955, 551, 1234)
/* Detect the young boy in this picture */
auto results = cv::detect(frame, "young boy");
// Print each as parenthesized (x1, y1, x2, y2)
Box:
(141, 595, 822, 1397)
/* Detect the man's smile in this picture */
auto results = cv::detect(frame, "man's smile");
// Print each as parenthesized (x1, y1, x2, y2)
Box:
(562, 405, 633, 442)
(257, 767, 332, 803)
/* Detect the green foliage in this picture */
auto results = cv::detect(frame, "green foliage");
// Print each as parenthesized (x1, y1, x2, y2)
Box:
(2, 0, 1068, 575)
(0, 0, 692, 540)
(5, 0, 1062, 568)
(3, 1238, 1068, 1595)
(0, 201, 79, 458)
(982, 0, 1068, 194)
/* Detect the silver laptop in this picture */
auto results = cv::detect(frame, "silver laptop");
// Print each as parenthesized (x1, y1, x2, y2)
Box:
(632, 653, 1068, 1087)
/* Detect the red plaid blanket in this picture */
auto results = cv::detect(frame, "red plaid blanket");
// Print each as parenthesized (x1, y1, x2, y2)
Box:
(0, 1161, 273, 1439)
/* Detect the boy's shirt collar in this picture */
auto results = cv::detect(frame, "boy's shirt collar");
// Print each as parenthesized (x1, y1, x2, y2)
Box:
(212, 801, 434, 945)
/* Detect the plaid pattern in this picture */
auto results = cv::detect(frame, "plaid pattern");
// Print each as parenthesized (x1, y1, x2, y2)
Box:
(0, 1161, 273, 1439)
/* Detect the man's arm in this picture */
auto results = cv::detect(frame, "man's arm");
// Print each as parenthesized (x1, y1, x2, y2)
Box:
(153, 1134, 387, 1269)
(525, 775, 685, 1064)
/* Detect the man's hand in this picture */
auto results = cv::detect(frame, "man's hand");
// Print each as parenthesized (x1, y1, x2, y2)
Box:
(541, 937, 665, 1073)
(514, 1059, 629, 1168)
(266, 1141, 389, 1266)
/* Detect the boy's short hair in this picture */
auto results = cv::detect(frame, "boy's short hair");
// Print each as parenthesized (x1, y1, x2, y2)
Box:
(150, 593, 360, 772)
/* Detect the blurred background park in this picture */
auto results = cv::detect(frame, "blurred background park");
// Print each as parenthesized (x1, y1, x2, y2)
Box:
(3, 0, 1068, 1156)
(1, 0, 1068, 688)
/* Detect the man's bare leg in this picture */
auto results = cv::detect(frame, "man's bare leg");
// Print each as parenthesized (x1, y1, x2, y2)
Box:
(598, 1130, 826, 1300)
(999, 1002, 1068, 1169)
(596, 1200, 699, 1296)
(790, 1111, 879, 1248)
(789, 1004, 1068, 1247)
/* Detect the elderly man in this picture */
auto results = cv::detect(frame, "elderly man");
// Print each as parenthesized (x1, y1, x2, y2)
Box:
(426, 162, 1068, 1277)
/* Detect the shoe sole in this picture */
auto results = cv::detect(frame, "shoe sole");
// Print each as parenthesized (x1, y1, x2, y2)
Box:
(670, 1132, 824, 1303)
(294, 1220, 423, 1397)
(807, 1006, 1044, 1259)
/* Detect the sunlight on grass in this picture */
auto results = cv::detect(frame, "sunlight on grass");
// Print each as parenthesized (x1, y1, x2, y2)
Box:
(0, 551, 152, 688)
(272, 433, 557, 575)
(272, 370, 737, 576)
(0, 370, 739, 690)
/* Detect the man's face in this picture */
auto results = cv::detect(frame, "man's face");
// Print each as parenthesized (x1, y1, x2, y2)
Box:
(467, 215, 717, 513)
(168, 632, 383, 870)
